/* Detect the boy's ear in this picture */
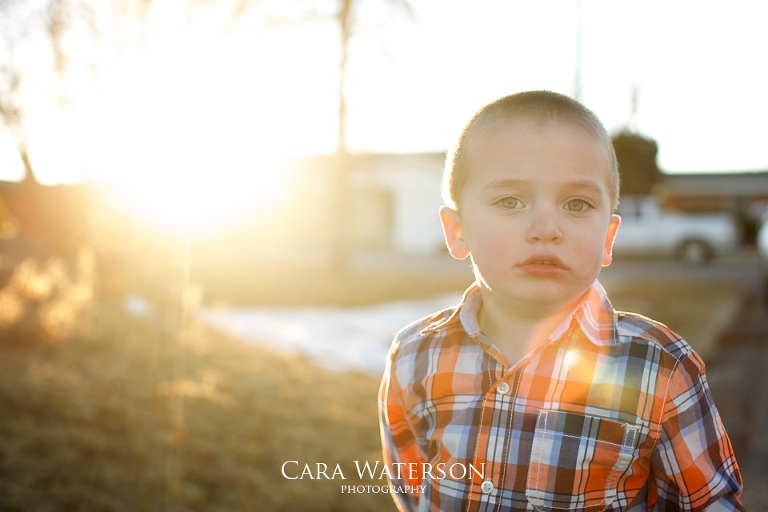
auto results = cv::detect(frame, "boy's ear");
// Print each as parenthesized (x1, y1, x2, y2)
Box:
(439, 206, 470, 260)
(602, 214, 621, 266)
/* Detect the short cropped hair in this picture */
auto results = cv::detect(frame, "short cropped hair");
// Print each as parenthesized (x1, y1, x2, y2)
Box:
(442, 90, 619, 211)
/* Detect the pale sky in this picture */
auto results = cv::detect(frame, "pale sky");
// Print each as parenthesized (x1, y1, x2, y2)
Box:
(345, 0, 768, 172)
(2, 0, 767, 188)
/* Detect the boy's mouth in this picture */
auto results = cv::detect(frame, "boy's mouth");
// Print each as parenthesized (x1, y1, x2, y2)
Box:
(517, 255, 568, 276)
(520, 255, 566, 268)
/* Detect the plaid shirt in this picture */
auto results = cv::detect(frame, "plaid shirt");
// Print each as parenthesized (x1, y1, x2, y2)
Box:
(379, 281, 744, 512)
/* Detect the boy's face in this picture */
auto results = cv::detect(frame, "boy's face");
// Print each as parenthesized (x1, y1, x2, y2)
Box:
(440, 117, 621, 317)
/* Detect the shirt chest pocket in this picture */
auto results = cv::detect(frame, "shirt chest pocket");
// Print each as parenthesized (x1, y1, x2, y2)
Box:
(526, 410, 639, 512)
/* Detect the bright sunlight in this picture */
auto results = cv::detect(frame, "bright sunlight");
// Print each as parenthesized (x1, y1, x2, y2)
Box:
(12, 2, 341, 236)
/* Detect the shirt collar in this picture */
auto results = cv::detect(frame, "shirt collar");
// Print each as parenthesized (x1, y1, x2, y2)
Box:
(421, 280, 618, 347)
(561, 280, 619, 347)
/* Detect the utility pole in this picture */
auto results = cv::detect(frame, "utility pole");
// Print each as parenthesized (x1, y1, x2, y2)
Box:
(629, 83, 639, 132)
(573, 0, 583, 102)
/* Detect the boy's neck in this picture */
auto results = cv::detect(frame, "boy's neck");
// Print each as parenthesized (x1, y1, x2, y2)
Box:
(477, 291, 582, 367)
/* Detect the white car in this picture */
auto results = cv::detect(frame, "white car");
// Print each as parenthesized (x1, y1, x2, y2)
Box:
(613, 196, 740, 263)
(758, 215, 768, 295)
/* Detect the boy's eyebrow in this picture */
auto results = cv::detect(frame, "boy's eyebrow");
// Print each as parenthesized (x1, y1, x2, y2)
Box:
(482, 179, 605, 195)
(564, 180, 606, 195)
(482, 179, 533, 191)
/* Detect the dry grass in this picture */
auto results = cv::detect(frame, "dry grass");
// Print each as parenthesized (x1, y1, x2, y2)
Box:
(0, 253, 747, 511)
(0, 307, 394, 511)
(0, 254, 398, 512)
(605, 278, 743, 358)
(191, 254, 474, 307)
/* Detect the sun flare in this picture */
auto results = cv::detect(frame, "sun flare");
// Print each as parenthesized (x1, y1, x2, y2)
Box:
(6, 2, 340, 237)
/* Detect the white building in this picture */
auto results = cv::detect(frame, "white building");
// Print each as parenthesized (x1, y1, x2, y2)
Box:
(281, 153, 448, 255)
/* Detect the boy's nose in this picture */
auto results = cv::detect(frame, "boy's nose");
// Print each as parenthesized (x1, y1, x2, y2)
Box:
(525, 208, 563, 243)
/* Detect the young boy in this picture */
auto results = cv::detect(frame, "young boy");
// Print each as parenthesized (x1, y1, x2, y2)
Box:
(379, 91, 744, 512)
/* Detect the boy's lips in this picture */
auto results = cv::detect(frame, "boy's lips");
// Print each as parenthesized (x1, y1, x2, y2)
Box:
(516, 254, 568, 276)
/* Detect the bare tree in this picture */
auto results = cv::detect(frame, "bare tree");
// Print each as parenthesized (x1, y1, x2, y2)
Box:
(612, 130, 661, 196)
(225, 0, 413, 271)
(0, 0, 45, 184)
(0, 0, 152, 185)
(1, 0, 76, 184)
(0, 62, 33, 183)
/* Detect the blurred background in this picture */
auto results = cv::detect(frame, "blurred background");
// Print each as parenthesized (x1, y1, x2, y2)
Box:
(1, 0, 767, 510)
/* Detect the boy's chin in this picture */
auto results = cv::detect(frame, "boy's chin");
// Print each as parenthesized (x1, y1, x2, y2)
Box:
(480, 281, 588, 317)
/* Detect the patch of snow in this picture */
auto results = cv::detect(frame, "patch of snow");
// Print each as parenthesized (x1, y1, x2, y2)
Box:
(197, 294, 462, 376)
(123, 294, 155, 317)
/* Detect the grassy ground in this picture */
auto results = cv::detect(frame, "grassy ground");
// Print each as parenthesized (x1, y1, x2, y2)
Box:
(191, 254, 475, 307)
(0, 303, 394, 512)
(606, 278, 744, 360)
(0, 256, 746, 511)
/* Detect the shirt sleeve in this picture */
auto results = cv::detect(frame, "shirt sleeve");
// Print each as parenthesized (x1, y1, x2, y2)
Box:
(650, 351, 745, 511)
(379, 351, 427, 512)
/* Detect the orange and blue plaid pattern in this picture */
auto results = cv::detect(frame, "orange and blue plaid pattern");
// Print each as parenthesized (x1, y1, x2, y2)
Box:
(379, 281, 744, 512)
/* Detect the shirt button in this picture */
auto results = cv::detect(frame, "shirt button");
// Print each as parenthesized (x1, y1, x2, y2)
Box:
(480, 480, 494, 494)
(496, 381, 510, 394)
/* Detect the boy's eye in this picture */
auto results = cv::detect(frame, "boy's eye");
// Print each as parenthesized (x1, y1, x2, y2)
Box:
(498, 197, 524, 209)
(564, 199, 592, 212)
